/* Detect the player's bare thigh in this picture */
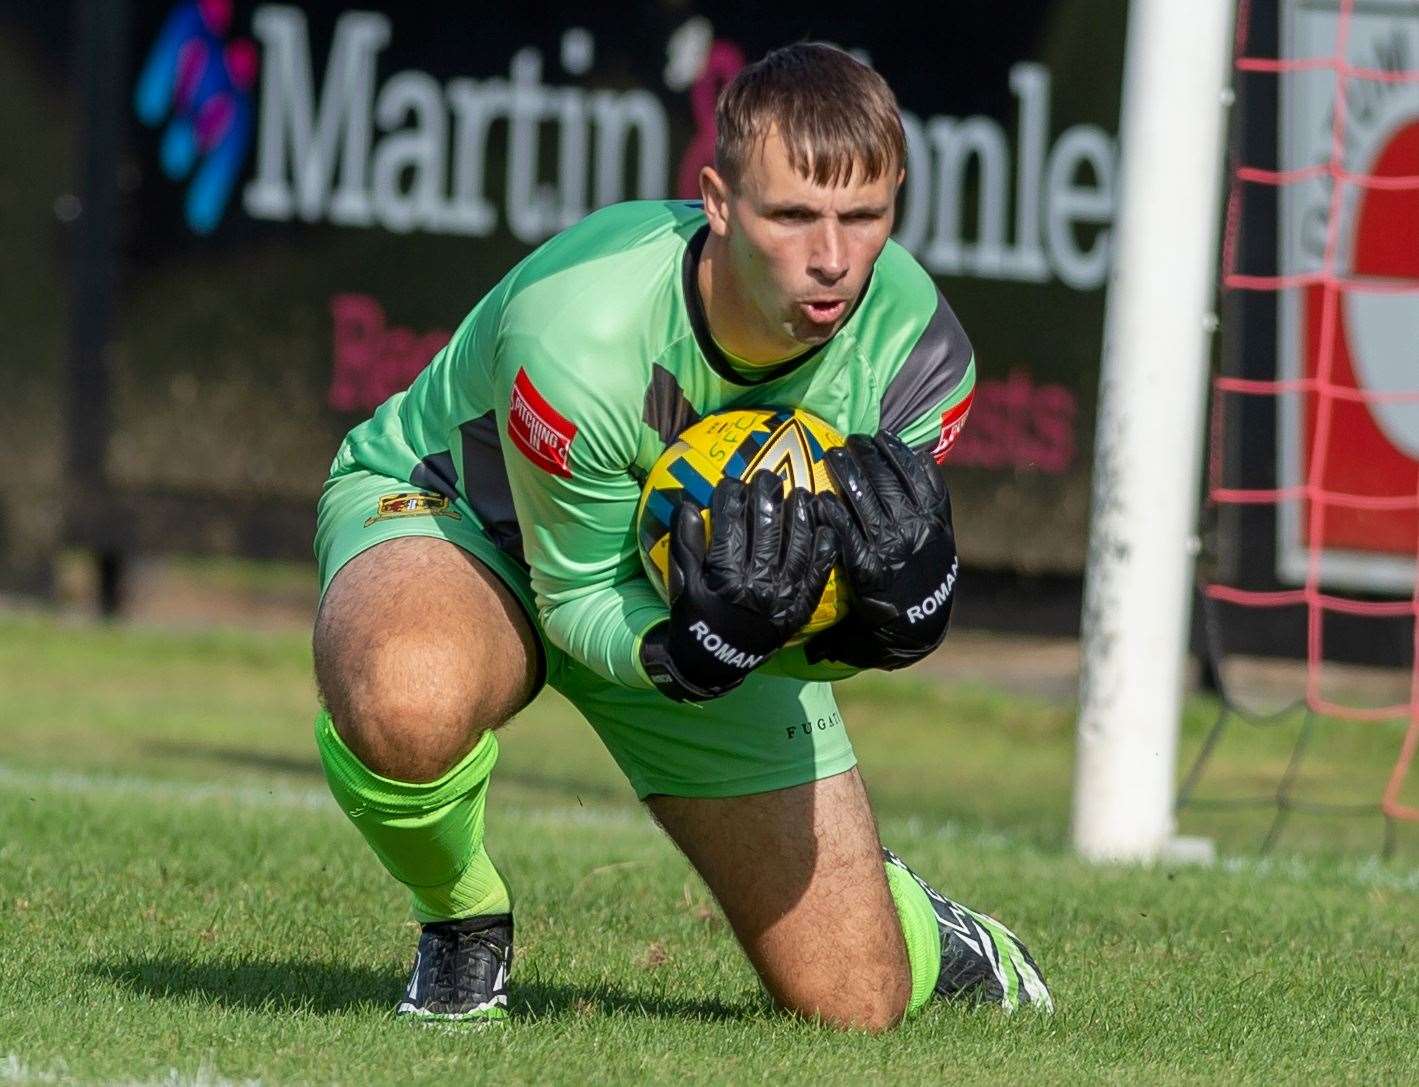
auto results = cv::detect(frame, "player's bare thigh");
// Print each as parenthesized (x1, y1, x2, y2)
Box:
(647, 767, 911, 1032)
(313, 536, 540, 783)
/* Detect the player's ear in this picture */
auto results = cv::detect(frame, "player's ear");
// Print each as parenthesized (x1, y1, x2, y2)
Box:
(700, 165, 731, 236)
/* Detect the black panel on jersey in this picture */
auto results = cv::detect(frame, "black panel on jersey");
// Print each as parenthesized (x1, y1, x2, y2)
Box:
(643, 363, 703, 447)
(458, 412, 525, 563)
(410, 451, 460, 502)
(877, 290, 974, 446)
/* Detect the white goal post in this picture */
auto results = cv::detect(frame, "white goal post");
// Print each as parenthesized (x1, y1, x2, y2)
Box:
(1072, 0, 1238, 862)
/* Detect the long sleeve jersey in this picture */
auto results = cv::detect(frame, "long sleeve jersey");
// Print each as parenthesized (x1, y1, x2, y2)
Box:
(332, 200, 975, 689)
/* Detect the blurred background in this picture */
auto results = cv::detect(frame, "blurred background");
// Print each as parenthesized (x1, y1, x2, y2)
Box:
(2, 0, 1123, 611)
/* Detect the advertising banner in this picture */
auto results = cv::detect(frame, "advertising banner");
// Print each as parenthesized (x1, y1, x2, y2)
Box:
(1, 0, 1128, 578)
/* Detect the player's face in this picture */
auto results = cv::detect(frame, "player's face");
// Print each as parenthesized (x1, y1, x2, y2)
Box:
(724, 130, 900, 351)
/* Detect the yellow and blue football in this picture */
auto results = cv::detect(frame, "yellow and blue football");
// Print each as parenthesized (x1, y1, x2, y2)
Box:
(635, 407, 849, 639)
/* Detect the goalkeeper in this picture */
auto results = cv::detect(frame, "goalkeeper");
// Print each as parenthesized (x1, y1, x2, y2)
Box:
(312, 42, 1050, 1028)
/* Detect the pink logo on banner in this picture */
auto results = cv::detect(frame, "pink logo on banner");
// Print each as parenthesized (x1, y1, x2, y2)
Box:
(328, 295, 450, 413)
(676, 39, 746, 198)
(949, 371, 1076, 474)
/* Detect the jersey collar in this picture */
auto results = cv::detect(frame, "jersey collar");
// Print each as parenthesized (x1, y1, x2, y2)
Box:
(682, 225, 869, 387)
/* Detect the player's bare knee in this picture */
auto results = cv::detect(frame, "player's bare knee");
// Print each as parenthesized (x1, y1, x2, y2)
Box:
(329, 691, 492, 783)
(776, 978, 908, 1033)
(312, 536, 537, 782)
(846, 998, 907, 1034)
(349, 722, 489, 784)
(828, 981, 908, 1033)
(317, 630, 501, 782)
(870, 972, 913, 1031)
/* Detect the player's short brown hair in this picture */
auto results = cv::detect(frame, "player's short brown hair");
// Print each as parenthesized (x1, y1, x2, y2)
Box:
(715, 42, 906, 188)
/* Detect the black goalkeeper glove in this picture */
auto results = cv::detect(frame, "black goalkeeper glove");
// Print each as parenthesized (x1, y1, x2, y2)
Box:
(640, 469, 838, 702)
(804, 432, 959, 671)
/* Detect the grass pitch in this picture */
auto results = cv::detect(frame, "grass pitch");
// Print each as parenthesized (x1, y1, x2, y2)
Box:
(2, 611, 1417, 1085)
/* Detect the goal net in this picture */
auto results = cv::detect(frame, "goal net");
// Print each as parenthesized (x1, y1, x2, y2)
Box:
(1180, 0, 1419, 855)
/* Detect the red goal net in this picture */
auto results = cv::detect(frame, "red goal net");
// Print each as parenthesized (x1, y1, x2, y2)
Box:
(1180, 0, 1419, 853)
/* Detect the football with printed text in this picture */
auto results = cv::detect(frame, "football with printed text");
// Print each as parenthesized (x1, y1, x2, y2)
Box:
(636, 407, 849, 641)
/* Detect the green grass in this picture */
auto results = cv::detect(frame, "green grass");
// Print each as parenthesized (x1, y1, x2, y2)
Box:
(2, 612, 1417, 1085)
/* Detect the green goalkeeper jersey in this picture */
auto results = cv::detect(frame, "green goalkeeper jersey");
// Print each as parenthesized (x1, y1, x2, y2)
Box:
(332, 200, 976, 690)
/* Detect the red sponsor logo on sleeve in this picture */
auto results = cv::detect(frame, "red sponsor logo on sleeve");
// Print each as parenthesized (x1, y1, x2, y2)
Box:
(930, 389, 975, 464)
(508, 367, 577, 477)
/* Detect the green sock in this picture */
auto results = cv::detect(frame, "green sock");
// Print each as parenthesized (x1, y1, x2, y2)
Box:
(315, 710, 511, 923)
(884, 858, 943, 1015)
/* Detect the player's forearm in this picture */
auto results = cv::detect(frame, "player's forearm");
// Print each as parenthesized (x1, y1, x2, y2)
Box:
(539, 582, 669, 689)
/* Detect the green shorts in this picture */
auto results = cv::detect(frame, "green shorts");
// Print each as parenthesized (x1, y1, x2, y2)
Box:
(315, 467, 856, 799)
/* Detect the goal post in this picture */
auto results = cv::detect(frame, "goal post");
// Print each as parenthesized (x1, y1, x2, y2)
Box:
(1072, 0, 1238, 862)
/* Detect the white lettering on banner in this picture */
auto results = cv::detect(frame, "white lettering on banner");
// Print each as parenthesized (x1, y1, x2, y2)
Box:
(243, 7, 388, 224)
(244, 6, 669, 237)
(898, 63, 1115, 288)
(242, 7, 1117, 288)
(372, 69, 446, 233)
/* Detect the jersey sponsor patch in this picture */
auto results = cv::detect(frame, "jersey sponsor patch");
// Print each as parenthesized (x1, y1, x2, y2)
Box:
(931, 390, 975, 464)
(363, 491, 462, 527)
(508, 368, 576, 478)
